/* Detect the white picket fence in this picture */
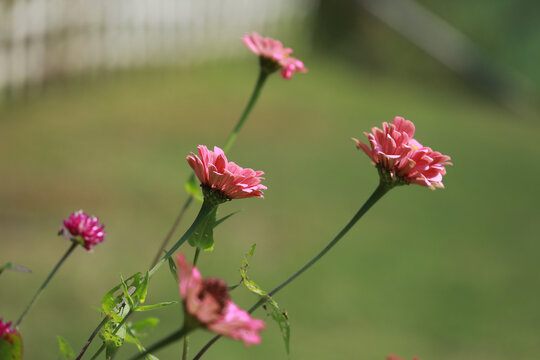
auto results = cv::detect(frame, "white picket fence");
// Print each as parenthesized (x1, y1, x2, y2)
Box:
(0, 0, 313, 95)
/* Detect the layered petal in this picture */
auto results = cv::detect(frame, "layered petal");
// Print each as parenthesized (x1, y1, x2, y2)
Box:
(186, 145, 266, 200)
(242, 32, 307, 79)
(354, 116, 452, 189)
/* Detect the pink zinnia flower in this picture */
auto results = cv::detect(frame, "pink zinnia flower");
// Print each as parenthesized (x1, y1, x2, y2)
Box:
(387, 355, 420, 360)
(60, 210, 106, 250)
(176, 253, 265, 346)
(353, 116, 452, 189)
(186, 145, 266, 201)
(0, 318, 15, 338)
(242, 32, 307, 79)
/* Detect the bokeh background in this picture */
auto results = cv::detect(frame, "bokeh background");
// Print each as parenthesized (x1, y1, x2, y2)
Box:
(1, 0, 540, 359)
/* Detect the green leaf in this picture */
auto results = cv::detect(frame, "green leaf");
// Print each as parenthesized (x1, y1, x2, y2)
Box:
(135, 301, 177, 312)
(0, 262, 31, 275)
(187, 207, 218, 251)
(101, 273, 141, 322)
(0, 332, 23, 360)
(240, 249, 290, 355)
(101, 321, 127, 359)
(120, 275, 135, 309)
(214, 210, 240, 228)
(185, 175, 203, 202)
(133, 272, 149, 304)
(57, 336, 75, 360)
(168, 256, 178, 283)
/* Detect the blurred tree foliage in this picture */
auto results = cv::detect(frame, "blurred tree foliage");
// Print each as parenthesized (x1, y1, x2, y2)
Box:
(313, 0, 540, 89)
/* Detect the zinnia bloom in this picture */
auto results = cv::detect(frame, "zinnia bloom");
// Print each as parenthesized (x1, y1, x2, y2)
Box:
(60, 210, 106, 250)
(0, 319, 15, 338)
(353, 116, 452, 189)
(242, 32, 307, 79)
(186, 145, 266, 201)
(176, 253, 265, 346)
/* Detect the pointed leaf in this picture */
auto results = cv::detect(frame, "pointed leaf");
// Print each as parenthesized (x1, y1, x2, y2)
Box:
(57, 336, 75, 360)
(134, 301, 177, 312)
(240, 249, 290, 355)
(120, 275, 135, 309)
(168, 256, 178, 283)
(102, 273, 141, 321)
(133, 272, 149, 304)
(214, 210, 240, 228)
(185, 176, 203, 202)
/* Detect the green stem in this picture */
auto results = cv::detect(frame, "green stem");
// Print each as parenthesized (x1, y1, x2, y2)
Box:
(89, 345, 104, 360)
(149, 201, 216, 277)
(15, 241, 78, 327)
(223, 70, 269, 153)
(182, 248, 201, 360)
(75, 316, 110, 360)
(192, 182, 392, 360)
(128, 326, 191, 360)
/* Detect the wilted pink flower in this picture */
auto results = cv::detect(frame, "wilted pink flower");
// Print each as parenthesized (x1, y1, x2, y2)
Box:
(0, 318, 15, 338)
(60, 210, 105, 250)
(353, 116, 452, 189)
(176, 253, 265, 346)
(242, 32, 307, 79)
(387, 355, 420, 360)
(186, 145, 266, 201)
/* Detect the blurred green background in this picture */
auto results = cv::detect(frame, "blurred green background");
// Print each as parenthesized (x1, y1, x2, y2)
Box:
(1, 1, 540, 359)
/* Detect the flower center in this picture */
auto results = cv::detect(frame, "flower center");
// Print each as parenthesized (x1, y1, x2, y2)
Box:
(200, 278, 230, 312)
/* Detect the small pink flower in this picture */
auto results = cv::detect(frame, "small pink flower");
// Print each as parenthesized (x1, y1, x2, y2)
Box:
(176, 253, 265, 346)
(242, 32, 307, 79)
(0, 318, 15, 338)
(353, 116, 452, 189)
(387, 355, 420, 360)
(60, 210, 106, 250)
(186, 145, 266, 200)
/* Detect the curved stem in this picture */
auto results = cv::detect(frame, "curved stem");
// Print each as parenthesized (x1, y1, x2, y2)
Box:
(16, 241, 78, 327)
(223, 70, 268, 152)
(192, 183, 392, 360)
(75, 316, 109, 360)
(128, 326, 190, 360)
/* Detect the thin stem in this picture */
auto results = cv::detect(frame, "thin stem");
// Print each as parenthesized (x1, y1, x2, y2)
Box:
(182, 248, 201, 360)
(89, 345, 104, 360)
(75, 316, 110, 360)
(192, 183, 392, 360)
(148, 69, 269, 267)
(182, 334, 189, 360)
(150, 196, 194, 267)
(16, 241, 78, 327)
(223, 69, 268, 152)
(128, 326, 190, 360)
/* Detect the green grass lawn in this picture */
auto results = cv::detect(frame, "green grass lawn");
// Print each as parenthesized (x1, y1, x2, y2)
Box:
(1, 57, 539, 360)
